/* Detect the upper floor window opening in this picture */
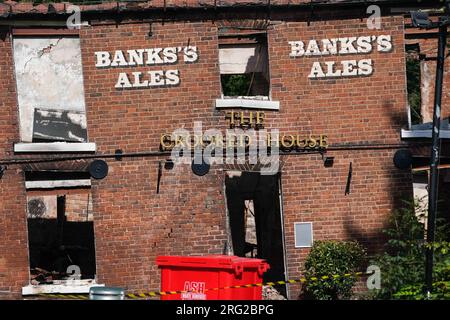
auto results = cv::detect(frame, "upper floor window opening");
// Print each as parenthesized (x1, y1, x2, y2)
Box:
(219, 33, 270, 99)
(12, 29, 90, 149)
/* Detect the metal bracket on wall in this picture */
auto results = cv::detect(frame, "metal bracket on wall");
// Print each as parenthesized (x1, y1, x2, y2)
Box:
(214, 0, 218, 21)
(345, 162, 353, 195)
(361, 0, 368, 22)
(148, 22, 153, 37)
(0, 165, 6, 179)
(114, 149, 123, 161)
(156, 161, 163, 194)
(267, 0, 271, 21)
(162, 0, 166, 26)
(115, 1, 122, 28)
(307, 1, 314, 26)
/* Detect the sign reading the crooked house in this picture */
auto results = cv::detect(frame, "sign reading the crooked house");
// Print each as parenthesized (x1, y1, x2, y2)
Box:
(160, 111, 329, 152)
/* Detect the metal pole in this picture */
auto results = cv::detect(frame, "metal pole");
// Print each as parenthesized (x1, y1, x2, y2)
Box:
(425, 22, 447, 296)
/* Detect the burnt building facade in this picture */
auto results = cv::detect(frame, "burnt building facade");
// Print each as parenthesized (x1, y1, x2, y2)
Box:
(0, 0, 448, 299)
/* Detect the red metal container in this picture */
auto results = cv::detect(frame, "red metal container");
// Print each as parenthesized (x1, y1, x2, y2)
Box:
(156, 255, 270, 300)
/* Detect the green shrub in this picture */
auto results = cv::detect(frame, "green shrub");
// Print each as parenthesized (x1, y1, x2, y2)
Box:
(369, 198, 450, 300)
(301, 240, 366, 300)
(391, 253, 450, 300)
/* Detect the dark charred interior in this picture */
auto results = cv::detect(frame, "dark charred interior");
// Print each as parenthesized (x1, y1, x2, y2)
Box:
(225, 172, 286, 297)
(27, 194, 96, 284)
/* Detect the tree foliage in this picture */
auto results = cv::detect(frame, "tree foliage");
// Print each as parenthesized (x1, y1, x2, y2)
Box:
(406, 55, 422, 125)
(221, 74, 251, 97)
(370, 198, 450, 300)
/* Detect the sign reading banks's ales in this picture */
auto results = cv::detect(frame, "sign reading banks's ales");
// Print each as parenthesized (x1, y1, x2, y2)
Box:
(288, 35, 393, 79)
(94, 46, 198, 89)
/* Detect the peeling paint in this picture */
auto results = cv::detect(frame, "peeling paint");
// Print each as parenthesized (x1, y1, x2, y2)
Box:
(13, 37, 87, 142)
(420, 60, 434, 123)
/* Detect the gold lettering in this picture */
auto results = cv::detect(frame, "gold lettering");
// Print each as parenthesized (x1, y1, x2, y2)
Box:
(228, 111, 236, 127)
(238, 134, 252, 148)
(320, 135, 329, 148)
(175, 134, 187, 148)
(266, 133, 279, 147)
(308, 134, 317, 148)
(240, 112, 245, 126)
(256, 112, 264, 126)
(296, 135, 306, 148)
(210, 135, 224, 147)
(226, 111, 265, 128)
(160, 134, 174, 150)
(161, 131, 328, 151)
(281, 135, 295, 148)
(227, 133, 238, 148)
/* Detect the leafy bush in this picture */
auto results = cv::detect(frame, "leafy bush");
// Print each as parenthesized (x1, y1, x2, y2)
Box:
(370, 198, 450, 300)
(392, 255, 450, 300)
(301, 240, 366, 300)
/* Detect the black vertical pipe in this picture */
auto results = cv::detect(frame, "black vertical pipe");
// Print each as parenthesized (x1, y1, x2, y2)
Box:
(56, 195, 66, 247)
(425, 22, 447, 296)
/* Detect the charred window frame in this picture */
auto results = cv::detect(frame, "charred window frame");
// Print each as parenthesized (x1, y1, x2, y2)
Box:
(22, 169, 100, 295)
(219, 33, 270, 99)
(406, 43, 423, 126)
(11, 29, 90, 146)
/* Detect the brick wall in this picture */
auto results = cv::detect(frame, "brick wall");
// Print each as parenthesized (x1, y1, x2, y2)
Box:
(269, 16, 413, 297)
(80, 22, 229, 292)
(27, 193, 93, 222)
(65, 193, 93, 222)
(0, 13, 415, 299)
(0, 28, 29, 299)
(77, 15, 413, 298)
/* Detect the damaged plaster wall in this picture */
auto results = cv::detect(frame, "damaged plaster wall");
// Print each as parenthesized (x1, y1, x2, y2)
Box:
(13, 37, 87, 142)
(420, 60, 433, 124)
(27, 194, 93, 222)
(219, 44, 268, 75)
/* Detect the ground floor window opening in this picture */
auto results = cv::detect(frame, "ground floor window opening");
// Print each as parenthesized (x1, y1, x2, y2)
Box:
(225, 171, 287, 298)
(23, 175, 99, 294)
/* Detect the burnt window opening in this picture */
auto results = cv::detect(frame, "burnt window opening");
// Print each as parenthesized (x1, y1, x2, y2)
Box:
(12, 35, 88, 143)
(412, 167, 450, 228)
(26, 172, 96, 285)
(219, 34, 270, 98)
(225, 171, 286, 298)
(412, 170, 428, 224)
(32, 109, 87, 143)
(244, 200, 257, 257)
(406, 44, 423, 126)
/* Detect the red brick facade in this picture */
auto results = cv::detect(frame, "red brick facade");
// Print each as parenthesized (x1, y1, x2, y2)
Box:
(0, 3, 422, 299)
(0, 30, 29, 296)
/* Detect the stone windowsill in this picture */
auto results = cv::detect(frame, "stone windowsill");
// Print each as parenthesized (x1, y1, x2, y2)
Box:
(401, 129, 450, 139)
(14, 142, 96, 153)
(25, 179, 92, 189)
(22, 280, 104, 295)
(215, 98, 280, 110)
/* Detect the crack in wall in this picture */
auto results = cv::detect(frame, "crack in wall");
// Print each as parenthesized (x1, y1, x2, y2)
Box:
(22, 38, 63, 73)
